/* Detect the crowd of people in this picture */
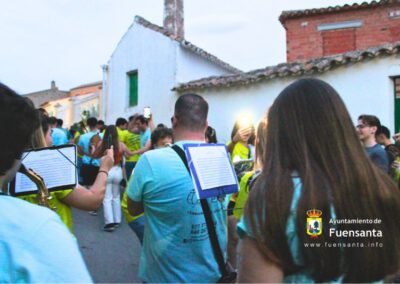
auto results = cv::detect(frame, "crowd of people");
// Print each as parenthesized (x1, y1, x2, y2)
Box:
(1, 78, 400, 283)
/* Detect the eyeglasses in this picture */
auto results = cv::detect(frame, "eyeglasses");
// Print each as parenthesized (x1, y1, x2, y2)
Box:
(356, 124, 369, 129)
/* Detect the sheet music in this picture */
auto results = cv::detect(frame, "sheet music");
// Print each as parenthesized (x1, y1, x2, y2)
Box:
(187, 145, 236, 190)
(15, 146, 77, 194)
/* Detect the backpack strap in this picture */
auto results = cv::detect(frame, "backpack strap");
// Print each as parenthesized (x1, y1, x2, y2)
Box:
(171, 144, 229, 278)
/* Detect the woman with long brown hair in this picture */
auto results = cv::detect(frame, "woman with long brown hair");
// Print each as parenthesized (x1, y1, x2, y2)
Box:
(93, 125, 132, 232)
(238, 78, 400, 282)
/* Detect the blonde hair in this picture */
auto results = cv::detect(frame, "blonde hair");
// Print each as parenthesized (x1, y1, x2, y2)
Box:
(30, 127, 47, 149)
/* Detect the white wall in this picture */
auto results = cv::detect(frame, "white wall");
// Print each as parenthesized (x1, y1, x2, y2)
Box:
(176, 47, 233, 83)
(196, 56, 400, 143)
(106, 24, 177, 126)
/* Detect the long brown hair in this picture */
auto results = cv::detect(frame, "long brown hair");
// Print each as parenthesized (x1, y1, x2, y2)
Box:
(93, 125, 120, 161)
(245, 78, 400, 282)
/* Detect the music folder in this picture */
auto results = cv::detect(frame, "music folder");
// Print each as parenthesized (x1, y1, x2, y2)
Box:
(183, 143, 239, 199)
(10, 144, 77, 196)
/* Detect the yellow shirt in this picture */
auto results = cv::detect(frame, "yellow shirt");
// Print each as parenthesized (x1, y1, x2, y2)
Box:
(233, 171, 255, 220)
(74, 131, 83, 158)
(125, 131, 141, 162)
(19, 189, 74, 231)
(121, 190, 143, 223)
(231, 141, 250, 162)
(117, 128, 129, 144)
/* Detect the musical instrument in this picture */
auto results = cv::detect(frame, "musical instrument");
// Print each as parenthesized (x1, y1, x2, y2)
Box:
(18, 164, 54, 210)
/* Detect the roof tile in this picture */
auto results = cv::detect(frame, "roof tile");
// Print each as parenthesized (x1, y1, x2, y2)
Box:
(134, 16, 242, 74)
(173, 41, 400, 92)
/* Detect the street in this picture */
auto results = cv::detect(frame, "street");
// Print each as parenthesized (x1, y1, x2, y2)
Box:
(72, 207, 141, 283)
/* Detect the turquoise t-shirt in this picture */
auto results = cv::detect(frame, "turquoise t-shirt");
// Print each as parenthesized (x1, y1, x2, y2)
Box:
(78, 130, 100, 166)
(51, 127, 68, 146)
(127, 141, 227, 283)
(0, 195, 92, 283)
(140, 128, 151, 148)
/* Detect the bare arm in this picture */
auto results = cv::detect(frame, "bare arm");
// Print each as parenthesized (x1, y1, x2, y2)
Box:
(130, 140, 152, 156)
(148, 115, 155, 132)
(127, 197, 144, 216)
(228, 127, 253, 154)
(61, 147, 114, 211)
(120, 142, 134, 158)
(238, 237, 283, 283)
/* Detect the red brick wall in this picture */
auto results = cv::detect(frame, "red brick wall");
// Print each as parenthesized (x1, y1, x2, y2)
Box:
(283, 3, 400, 62)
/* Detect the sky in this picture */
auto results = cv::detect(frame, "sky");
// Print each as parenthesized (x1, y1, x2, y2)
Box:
(0, 0, 366, 94)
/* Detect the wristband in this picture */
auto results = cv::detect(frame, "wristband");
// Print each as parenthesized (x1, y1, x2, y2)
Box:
(98, 170, 108, 177)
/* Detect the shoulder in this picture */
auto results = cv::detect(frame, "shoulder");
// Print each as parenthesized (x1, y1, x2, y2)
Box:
(141, 147, 175, 163)
(0, 196, 63, 237)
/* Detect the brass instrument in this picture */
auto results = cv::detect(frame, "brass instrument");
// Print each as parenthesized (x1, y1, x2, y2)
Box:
(18, 164, 54, 210)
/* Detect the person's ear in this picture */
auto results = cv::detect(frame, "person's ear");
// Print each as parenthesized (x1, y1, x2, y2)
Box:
(171, 115, 178, 128)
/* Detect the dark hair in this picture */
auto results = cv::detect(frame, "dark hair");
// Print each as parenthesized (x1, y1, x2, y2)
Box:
(57, 118, 63, 127)
(174, 93, 208, 131)
(135, 115, 148, 125)
(0, 83, 39, 174)
(376, 125, 390, 139)
(48, 116, 58, 126)
(93, 125, 119, 161)
(205, 126, 218, 143)
(87, 117, 98, 128)
(115, 117, 128, 127)
(97, 120, 105, 126)
(246, 78, 400, 282)
(128, 114, 139, 122)
(40, 113, 50, 136)
(38, 108, 48, 117)
(151, 127, 173, 148)
(358, 114, 381, 128)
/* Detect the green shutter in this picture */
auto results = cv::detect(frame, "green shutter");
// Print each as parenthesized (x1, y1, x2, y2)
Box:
(129, 72, 138, 107)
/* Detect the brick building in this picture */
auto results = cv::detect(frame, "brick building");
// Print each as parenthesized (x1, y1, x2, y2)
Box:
(172, 1, 400, 141)
(280, 0, 400, 62)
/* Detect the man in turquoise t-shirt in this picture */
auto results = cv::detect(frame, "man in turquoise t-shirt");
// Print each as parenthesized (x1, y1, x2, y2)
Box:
(127, 94, 227, 283)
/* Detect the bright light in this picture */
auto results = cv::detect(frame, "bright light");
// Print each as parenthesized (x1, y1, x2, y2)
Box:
(237, 111, 254, 129)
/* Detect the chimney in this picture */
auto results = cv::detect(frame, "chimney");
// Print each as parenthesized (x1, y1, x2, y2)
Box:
(163, 0, 184, 38)
(50, 80, 57, 90)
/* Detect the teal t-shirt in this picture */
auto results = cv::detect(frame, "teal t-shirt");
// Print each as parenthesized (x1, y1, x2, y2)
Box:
(78, 131, 100, 166)
(0, 195, 92, 283)
(127, 141, 227, 283)
(51, 127, 68, 146)
(140, 128, 151, 148)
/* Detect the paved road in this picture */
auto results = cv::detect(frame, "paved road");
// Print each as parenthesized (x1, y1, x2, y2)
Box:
(72, 207, 141, 283)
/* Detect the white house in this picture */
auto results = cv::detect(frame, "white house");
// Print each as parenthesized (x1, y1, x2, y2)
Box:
(102, 0, 241, 126)
(171, 0, 400, 143)
(174, 42, 400, 143)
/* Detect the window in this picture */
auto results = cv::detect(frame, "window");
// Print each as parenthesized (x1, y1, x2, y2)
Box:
(128, 71, 138, 107)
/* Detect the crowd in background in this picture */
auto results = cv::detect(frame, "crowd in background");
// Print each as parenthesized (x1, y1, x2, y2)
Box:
(1, 78, 400, 283)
